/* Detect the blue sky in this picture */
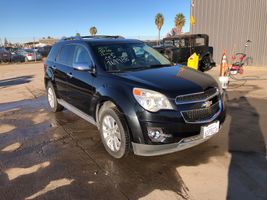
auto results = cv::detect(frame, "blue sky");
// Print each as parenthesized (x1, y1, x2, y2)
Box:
(0, 0, 190, 43)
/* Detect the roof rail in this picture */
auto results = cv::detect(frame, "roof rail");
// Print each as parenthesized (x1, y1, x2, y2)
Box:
(82, 35, 124, 39)
(60, 36, 81, 41)
(60, 35, 124, 41)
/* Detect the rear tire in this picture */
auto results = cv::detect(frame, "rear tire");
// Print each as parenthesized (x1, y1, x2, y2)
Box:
(99, 106, 130, 158)
(46, 82, 64, 112)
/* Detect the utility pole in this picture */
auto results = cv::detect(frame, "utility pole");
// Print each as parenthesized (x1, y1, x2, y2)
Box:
(190, 0, 195, 34)
(33, 37, 36, 62)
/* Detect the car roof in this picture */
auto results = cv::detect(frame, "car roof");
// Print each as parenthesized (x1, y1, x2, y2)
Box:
(85, 38, 143, 45)
(57, 36, 143, 46)
(163, 34, 208, 40)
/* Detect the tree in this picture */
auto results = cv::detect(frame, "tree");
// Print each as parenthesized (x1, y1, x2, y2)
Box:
(76, 32, 81, 37)
(89, 26, 97, 36)
(155, 13, 164, 44)
(174, 13, 185, 34)
(4, 38, 8, 47)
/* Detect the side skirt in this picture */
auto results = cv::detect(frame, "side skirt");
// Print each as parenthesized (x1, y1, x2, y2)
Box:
(57, 99, 97, 126)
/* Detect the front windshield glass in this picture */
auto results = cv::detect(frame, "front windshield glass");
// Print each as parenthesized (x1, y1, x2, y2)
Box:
(92, 43, 172, 72)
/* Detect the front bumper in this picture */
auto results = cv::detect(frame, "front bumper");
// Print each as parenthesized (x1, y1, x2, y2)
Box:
(132, 131, 216, 156)
(130, 97, 226, 156)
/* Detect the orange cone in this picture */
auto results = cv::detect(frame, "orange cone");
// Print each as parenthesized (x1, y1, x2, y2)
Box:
(220, 50, 228, 76)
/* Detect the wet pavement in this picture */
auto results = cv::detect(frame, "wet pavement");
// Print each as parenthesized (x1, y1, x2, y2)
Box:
(0, 63, 267, 200)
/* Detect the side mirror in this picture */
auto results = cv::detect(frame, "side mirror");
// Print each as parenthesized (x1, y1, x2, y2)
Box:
(73, 62, 92, 71)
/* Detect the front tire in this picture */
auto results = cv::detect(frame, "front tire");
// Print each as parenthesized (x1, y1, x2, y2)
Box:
(46, 82, 64, 112)
(99, 106, 130, 158)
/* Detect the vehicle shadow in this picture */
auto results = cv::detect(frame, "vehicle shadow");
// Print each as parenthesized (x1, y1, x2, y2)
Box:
(0, 75, 33, 88)
(226, 92, 267, 199)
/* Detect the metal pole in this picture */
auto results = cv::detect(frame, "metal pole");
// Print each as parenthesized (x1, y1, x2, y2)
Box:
(34, 37, 36, 62)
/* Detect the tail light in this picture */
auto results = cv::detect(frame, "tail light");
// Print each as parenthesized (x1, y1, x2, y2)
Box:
(27, 53, 32, 56)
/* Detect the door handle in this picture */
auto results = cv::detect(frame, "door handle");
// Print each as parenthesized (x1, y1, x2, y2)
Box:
(51, 65, 56, 70)
(67, 72, 73, 78)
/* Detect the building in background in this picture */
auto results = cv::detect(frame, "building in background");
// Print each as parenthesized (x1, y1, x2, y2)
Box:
(23, 38, 58, 48)
(191, 0, 267, 66)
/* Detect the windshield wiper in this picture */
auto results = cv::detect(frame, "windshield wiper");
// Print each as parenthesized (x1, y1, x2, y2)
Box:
(107, 69, 122, 73)
(149, 64, 172, 68)
(124, 66, 151, 71)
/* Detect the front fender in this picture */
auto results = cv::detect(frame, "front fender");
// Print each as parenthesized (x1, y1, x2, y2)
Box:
(94, 83, 145, 144)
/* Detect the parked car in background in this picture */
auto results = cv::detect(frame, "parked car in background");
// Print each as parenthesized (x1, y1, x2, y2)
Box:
(16, 49, 42, 62)
(10, 52, 25, 63)
(0, 47, 11, 62)
(38, 45, 52, 57)
(154, 34, 216, 72)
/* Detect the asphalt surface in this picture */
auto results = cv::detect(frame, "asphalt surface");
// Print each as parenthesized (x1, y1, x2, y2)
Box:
(0, 63, 267, 200)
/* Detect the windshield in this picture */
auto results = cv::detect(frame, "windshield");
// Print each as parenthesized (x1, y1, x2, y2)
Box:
(92, 43, 172, 72)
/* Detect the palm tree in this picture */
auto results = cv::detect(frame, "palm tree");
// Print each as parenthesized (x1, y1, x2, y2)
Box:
(155, 13, 164, 44)
(89, 26, 97, 36)
(174, 13, 185, 34)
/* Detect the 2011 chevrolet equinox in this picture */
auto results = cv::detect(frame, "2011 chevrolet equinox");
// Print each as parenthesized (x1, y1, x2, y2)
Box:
(44, 35, 226, 158)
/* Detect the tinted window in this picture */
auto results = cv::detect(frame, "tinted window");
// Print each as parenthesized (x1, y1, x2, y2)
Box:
(57, 45, 75, 66)
(73, 46, 92, 66)
(47, 44, 61, 61)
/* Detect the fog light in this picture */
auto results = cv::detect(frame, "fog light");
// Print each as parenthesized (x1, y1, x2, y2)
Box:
(147, 127, 172, 142)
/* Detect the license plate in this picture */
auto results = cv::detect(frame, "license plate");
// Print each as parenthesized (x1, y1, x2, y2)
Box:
(201, 121, 220, 138)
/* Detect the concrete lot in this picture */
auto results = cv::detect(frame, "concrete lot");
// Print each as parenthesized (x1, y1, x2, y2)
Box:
(0, 63, 267, 200)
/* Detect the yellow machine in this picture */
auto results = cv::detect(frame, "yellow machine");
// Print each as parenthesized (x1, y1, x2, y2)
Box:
(187, 53, 199, 70)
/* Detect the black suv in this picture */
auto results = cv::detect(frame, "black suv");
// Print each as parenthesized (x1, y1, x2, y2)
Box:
(0, 47, 11, 62)
(45, 36, 226, 158)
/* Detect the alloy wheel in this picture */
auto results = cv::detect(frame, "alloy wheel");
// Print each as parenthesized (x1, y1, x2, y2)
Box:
(102, 115, 122, 152)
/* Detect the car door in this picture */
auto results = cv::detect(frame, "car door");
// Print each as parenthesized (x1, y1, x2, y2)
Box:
(67, 44, 95, 115)
(53, 44, 76, 102)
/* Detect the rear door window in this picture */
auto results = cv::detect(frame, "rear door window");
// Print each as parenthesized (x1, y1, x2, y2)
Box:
(57, 45, 75, 66)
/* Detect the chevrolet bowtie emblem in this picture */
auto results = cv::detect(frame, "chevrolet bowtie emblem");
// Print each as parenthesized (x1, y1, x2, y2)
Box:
(202, 100, 212, 108)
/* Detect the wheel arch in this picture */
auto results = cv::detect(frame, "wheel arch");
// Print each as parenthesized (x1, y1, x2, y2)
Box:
(95, 96, 145, 144)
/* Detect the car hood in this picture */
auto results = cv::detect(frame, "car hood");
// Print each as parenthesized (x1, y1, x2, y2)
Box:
(115, 65, 218, 98)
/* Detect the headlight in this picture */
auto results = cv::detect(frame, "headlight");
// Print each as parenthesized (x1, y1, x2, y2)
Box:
(133, 88, 173, 112)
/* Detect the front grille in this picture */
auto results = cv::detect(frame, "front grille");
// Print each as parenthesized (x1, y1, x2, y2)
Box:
(181, 101, 220, 123)
(176, 88, 218, 104)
